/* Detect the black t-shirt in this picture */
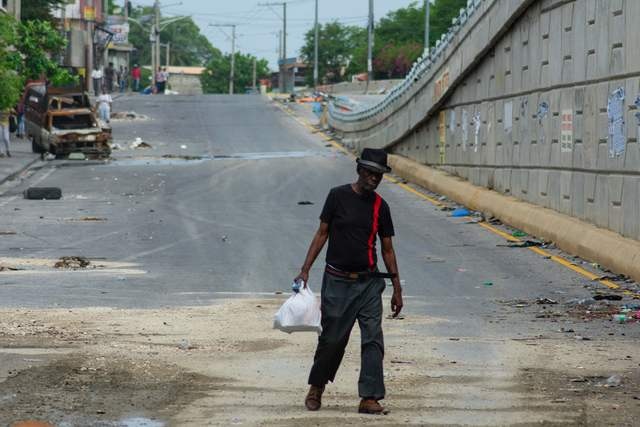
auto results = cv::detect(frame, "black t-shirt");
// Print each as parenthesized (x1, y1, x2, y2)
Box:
(320, 184, 394, 271)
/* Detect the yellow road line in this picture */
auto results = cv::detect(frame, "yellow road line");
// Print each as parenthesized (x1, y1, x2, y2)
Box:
(279, 100, 639, 298)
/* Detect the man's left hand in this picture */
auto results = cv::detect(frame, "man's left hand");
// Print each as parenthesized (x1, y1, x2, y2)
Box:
(391, 288, 403, 317)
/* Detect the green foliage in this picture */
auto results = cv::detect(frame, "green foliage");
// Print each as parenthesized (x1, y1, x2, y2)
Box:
(16, 19, 76, 86)
(0, 15, 22, 109)
(201, 53, 270, 94)
(300, 22, 366, 85)
(127, 6, 220, 67)
(21, 0, 66, 23)
(300, 0, 469, 80)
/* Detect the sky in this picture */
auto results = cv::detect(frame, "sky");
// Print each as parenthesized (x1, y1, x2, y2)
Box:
(132, 0, 420, 69)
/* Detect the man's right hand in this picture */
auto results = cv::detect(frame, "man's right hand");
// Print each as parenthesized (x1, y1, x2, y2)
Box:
(294, 270, 309, 288)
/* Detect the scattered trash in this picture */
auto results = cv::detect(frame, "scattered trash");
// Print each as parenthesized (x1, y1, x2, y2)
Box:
(559, 328, 575, 333)
(178, 339, 192, 350)
(390, 359, 414, 364)
(574, 335, 591, 341)
(424, 256, 445, 263)
(612, 314, 628, 323)
(24, 187, 62, 200)
(565, 298, 596, 307)
(180, 144, 187, 149)
(77, 217, 107, 222)
(483, 281, 494, 287)
(111, 111, 149, 120)
(110, 143, 124, 150)
(298, 201, 314, 205)
(498, 240, 543, 248)
(54, 256, 91, 269)
(536, 298, 558, 305)
(44, 153, 56, 161)
(440, 206, 455, 211)
(0, 231, 17, 235)
(593, 294, 622, 301)
(604, 375, 622, 387)
(0, 266, 21, 271)
(451, 208, 470, 217)
(130, 137, 152, 149)
(68, 152, 87, 160)
(221, 235, 228, 242)
(512, 230, 527, 238)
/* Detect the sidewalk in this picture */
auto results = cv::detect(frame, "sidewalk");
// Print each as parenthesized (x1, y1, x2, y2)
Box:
(0, 138, 41, 186)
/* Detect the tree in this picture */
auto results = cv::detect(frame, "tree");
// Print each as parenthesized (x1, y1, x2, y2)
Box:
(0, 14, 74, 109)
(21, 0, 66, 23)
(201, 53, 270, 94)
(301, 0, 469, 80)
(300, 22, 366, 85)
(127, 6, 219, 67)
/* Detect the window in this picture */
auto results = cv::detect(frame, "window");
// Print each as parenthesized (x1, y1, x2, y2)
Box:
(0, 0, 8, 11)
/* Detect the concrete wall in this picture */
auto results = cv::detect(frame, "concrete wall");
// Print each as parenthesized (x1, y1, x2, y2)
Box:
(168, 75, 203, 96)
(330, 0, 640, 242)
(318, 80, 403, 95)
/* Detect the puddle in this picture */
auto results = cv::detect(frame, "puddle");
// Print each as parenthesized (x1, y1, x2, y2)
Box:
(107, 150, 328, 167)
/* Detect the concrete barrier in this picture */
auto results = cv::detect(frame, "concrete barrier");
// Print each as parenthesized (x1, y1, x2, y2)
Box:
(389, 154, 640, 283)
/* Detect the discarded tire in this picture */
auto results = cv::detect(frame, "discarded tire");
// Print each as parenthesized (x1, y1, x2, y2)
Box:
(23, 187, 62, 200)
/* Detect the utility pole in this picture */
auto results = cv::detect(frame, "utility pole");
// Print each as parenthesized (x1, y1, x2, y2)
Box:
(365, 0, 374, 94)
(313, 0, 319, 90)
(155, 0, 161, 79)
(209, 24, 237, 94)
(259, 2, 287, 93)
(424, 0, 430, 54)
(86, 0, 95, 93)
(166, 42, 170, 67)
(252, 57, 257, 90)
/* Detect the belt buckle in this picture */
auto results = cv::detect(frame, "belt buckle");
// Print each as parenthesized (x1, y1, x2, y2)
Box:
(348, 272, 359, 280)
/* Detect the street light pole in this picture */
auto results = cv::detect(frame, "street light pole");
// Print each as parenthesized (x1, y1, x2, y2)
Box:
(424, 0, 430, 54)
(155, 0, 161, 81)
(209, 24, 237, 94)
(366, 0, 373, 94)
(313, 0, 319, 90)
(259, 2, 288, 93)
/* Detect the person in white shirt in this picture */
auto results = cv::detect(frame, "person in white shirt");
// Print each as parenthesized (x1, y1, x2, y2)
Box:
(96, 89, 112, 123)
(91, 67, 103, 96)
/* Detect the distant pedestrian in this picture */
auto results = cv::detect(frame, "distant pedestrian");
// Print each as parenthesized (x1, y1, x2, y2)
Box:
(0, 107, 13, 157)
(96, 89, 112, 124)
(15, 98, 25, 139)
(155, 67, 166, 94)
(131, 64, 141, 92)
(119, 66, 128, 93)
(104, 62, 115, 93)
(91, 66, 103, 96)
(295, 148, 403, 415)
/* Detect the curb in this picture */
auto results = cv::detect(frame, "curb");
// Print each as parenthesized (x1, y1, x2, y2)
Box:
(0, 156, 42, 187)
(388, 154, 640, 283)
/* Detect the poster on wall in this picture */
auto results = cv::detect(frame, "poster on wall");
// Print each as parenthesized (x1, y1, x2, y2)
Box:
(608, 87, 626, 158)
(439, 111, 446, 164)
(504, 101, 513, 133)
(473, 112, 481, 153)
(560, 109, 573, 153)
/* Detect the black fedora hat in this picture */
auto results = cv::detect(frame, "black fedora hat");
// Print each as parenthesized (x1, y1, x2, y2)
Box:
(356, 148, 391, 174)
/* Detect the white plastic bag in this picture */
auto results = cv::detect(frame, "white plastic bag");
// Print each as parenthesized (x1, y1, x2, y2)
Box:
(273, 284, 322, 334)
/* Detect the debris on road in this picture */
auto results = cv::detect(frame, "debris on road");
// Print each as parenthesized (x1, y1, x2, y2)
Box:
(536, 298, 558, 305)
(54, 256, 91, 269)
(24, 187, 62, 200)
(512, 230, 527, 238)
(180, 145, 187, 150)
(593, 294, 623, 301)
(483, 281, 494, 287)
(451, 208, 470, 217)
(130, 137, 152, 149)
(68, 152, 86, 160)
(498, 239, 544, 248)
(297, 201, 314, 205)
(0, 231, 17, 235)
(78, 217, 107, 222)
(0, 265, 22, 271)
(110, 111, 149, 121)
(161, 154, 202, 161)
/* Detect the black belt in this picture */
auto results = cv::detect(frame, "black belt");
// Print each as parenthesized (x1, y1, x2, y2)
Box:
(325, 265, 397, 281)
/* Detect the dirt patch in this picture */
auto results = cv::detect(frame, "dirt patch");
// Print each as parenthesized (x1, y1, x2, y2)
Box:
(54, 256, 91, 269)
(0, 356, 214, 426)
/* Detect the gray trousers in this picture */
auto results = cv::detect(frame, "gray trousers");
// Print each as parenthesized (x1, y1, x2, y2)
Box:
(308, 271, 386, 400)
(0, 124, 10, 155)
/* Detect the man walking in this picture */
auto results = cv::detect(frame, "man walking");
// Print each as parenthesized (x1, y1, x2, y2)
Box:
(0, 107, 13, 157)
(91, 66, 103, 96)
(131, 64, 141, 92)
(294, 148, 403, 415)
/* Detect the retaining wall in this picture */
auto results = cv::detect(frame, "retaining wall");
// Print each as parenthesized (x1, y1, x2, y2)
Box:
(330, 0, 640, 241)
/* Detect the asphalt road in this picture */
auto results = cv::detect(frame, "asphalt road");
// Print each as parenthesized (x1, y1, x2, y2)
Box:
(1, 95, 639, 426)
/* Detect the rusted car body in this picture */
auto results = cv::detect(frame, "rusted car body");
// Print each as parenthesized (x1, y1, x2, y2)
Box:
(24, 83, 111, 158)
